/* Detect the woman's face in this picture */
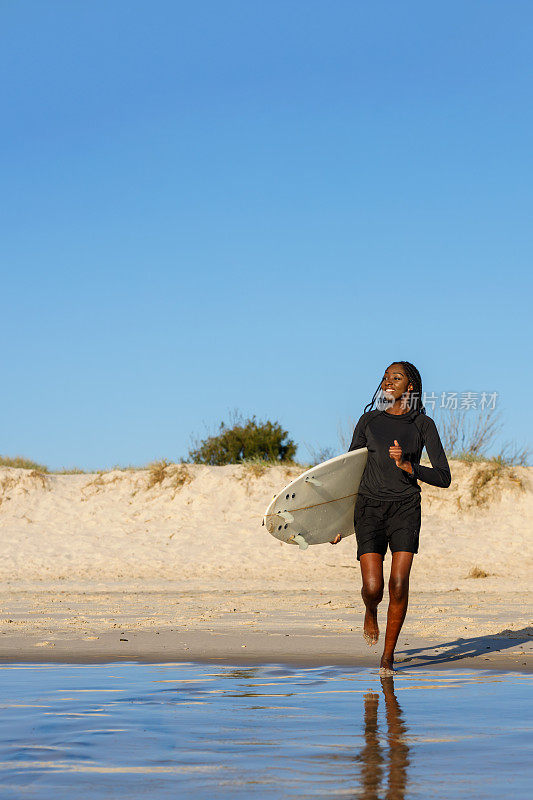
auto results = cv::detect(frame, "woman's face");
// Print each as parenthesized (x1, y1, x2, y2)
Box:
(381, 363, 413, 401)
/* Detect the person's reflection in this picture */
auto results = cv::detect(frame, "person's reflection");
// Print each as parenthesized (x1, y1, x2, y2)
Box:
(382, 677, 409, 800)
(356, 676, 409, 800)
(359, 689, 383, 798)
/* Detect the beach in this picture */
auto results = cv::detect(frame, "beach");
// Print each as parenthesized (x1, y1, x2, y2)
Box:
(0, 460, 531, 671)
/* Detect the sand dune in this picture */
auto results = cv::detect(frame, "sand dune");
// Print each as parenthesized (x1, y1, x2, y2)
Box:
(0, 460, 530, 592)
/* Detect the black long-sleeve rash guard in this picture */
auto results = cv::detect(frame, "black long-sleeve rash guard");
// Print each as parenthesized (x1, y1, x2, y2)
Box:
(349, 407, 452, 501)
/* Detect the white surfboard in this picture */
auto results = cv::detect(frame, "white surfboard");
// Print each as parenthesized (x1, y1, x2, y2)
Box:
(263, 448, 368, 550)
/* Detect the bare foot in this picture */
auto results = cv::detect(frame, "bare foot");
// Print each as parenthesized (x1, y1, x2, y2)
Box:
(363, 609, 379, 646)
(379, 654, 395, 676)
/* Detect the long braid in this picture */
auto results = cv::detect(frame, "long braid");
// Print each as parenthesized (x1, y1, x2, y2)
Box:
(363, 382, 382, 413)
(363, 361, 426, 415)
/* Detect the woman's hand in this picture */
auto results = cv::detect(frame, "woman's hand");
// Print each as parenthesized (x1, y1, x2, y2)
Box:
(389, 439, 413, 474)
(330, 533, 342, 545)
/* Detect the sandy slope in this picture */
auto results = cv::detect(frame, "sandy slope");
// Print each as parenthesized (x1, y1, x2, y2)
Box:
(0, 460, 531, 591)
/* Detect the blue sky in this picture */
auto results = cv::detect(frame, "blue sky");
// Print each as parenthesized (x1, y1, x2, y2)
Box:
(1, 1, 531, 469)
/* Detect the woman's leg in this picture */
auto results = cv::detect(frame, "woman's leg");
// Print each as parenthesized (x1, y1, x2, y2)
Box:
(381, 551, 414, 672)
(359, 553, 385, 645)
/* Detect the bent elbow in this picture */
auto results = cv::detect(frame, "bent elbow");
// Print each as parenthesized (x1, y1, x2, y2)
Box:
(442, 472, 452, 489)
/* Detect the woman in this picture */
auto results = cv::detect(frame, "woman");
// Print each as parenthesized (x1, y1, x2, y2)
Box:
(331, 361, 451, 675)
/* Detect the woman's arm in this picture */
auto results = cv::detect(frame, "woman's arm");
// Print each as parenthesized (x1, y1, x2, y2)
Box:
(348, 414, 368, 452)
(412, 418, 451, 488)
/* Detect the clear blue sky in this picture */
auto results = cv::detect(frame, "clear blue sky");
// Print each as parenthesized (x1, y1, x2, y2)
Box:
(1, 1, 531, 470)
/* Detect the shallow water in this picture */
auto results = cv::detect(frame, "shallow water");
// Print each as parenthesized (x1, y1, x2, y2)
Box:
(0, 663, 530, 799)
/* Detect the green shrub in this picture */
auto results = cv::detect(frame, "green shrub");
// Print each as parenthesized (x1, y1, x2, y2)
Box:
(188, 414, 296, 466)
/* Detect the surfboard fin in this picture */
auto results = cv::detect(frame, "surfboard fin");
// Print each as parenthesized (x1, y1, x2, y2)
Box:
(292, 534, 309, 550)
(277, 510, 294, 523)
(304, 476, 322, 487)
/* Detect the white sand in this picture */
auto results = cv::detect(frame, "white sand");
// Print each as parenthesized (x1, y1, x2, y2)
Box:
(0, 460, 531, 590)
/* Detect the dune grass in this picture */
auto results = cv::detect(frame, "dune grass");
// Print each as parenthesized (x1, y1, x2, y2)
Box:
(0, 455, 49, 472)
(466, 566, 491, 579)
(146, 459, 171, 489)
(145, 460, 193, 492)
(468, 461, 524, 507)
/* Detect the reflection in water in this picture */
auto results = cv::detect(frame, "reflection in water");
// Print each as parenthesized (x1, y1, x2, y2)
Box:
(0, 664, 529, 799)
(357, 677, 409, 800)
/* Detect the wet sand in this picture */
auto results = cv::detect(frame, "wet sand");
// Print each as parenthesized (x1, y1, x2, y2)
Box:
(1, 588, 531, 673)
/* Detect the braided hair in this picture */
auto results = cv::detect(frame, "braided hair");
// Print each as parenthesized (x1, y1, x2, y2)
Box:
(363, 361, 426, 415)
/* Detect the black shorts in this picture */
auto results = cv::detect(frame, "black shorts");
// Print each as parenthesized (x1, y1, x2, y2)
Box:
(354, 493, 421, 561)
